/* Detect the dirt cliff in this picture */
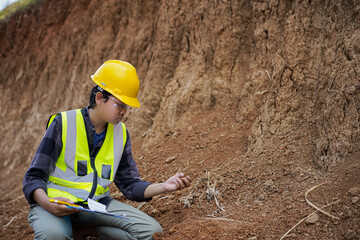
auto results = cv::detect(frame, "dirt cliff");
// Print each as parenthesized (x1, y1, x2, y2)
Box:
(0, 0, 359, 239)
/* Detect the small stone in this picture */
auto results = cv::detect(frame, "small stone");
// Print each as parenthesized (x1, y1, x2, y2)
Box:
(306, 213, 319, 224)
(247, 237, 257, 240)
(258, 193, 266, 201)
(264, 180, 274, 188)
(165, 156, 176, 163)
(351, 196, 359, 204)
(347, 85, 356, 93)
(253, 199, 261, 204)
(348, 186, 360, 196)
(168, 225, 177, 234)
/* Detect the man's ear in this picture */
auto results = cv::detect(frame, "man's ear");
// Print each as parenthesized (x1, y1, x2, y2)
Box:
(95, 92, 105, 105)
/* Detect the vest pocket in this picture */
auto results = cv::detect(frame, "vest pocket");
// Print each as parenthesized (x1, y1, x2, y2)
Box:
(102, 164, 111, 180)
(77, 161, 88, 176)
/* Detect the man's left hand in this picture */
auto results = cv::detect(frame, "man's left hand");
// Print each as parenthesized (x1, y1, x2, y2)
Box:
(164, 173, 192, 192)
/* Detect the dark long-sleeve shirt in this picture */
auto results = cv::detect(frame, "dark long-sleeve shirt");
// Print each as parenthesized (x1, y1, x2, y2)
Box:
(23, 107, 151, 205)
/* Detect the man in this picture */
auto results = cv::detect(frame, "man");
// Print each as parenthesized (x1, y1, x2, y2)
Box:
(23, 60, 192, 239)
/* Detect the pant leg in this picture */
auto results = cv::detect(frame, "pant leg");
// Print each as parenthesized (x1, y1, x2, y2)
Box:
(72, 199, 162, 240)
(28, 204, 73, 240)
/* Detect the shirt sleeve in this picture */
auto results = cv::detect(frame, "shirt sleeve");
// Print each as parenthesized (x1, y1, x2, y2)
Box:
(114, 130, 152, 202)
(22, 115, 63, 204)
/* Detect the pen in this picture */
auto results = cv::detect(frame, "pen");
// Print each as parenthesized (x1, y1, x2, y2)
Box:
(49, 199, 81, 208)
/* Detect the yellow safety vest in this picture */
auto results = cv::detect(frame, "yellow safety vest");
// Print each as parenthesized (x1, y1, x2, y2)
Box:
(46, 109, 127, 202)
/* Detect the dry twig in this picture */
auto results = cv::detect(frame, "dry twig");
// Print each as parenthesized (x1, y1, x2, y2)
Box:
(328, 73, 337, 92)
(3, 185, 22, 200)
(158, 196, 170, 201)
(8, 195, 24, 204)
(2, 216, 17, 228)
(180, 191, 194, 208)
(305, 182, 339, 220)
(201, 217, 250, 224)
(280, 182, 340, 240)
(136, 202, 147, 210)
(279, 200, 340, 240)
(206, 171, 224, 211)
(265, 70, 272, 81)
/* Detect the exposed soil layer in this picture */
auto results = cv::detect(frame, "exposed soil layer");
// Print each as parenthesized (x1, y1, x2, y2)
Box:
(0, 0, 359, 239)
(1, 110, 360, 239)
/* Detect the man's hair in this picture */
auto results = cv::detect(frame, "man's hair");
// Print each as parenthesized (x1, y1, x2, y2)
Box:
(89, 85, 111, 108)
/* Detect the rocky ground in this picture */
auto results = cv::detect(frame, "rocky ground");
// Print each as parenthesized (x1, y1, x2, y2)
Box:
(1, 109, 359, 239)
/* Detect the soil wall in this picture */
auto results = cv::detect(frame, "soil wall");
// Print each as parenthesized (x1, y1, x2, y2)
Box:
(0, 0, 359, 182)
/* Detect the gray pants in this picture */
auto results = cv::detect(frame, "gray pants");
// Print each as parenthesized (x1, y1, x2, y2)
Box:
(28, 199, 162, 240)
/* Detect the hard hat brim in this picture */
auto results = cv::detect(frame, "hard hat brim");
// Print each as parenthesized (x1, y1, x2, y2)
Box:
(115, 94, 140, 108)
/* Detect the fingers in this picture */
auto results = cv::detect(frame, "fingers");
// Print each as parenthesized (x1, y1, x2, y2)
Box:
(163, 173, 192, 192)
(53, 204, 80, 216)
(55, 197, 75, 204)
(174, 177, 186, 189)
(48, 197, 80, 216)
(174, 175, 192, 189)
(180, 175, 192, 187)
(174, 172, 185, 178)
(48, 203, 70, 216)
(175, 173, 192, 183)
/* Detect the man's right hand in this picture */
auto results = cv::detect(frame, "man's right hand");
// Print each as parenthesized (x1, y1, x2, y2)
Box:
(33, 188, 80, 217)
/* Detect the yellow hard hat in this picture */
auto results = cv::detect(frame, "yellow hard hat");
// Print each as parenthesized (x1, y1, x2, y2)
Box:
(91, 60, 140, 108)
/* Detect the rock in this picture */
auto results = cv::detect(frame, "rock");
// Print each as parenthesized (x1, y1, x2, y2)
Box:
(258, 193, 266, 201)
(247, 237, 257, 240)
(264, 180, 274, 188)
(347, 85, 356, 94)
(253, 199, 261, 204)
(348, 186, 360, 196)
(168, 225, 177, 234)
(306, 213, 319, 224)
(165, 156, 176, 163)
(351, 196, 359, 204)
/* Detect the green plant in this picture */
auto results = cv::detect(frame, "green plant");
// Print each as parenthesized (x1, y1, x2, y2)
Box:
(0, 0, 40, 20)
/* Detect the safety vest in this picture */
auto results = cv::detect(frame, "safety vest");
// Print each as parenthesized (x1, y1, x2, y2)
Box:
(46, 109, 127, 202)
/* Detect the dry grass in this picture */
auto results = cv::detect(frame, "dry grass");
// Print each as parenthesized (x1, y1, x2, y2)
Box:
(279, 183, 340, 240)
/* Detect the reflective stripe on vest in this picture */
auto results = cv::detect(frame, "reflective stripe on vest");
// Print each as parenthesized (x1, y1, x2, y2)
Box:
(47, 109, 126, 202)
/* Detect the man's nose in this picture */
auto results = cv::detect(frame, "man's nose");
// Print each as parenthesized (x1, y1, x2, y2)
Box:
(119, 108, 127, 114)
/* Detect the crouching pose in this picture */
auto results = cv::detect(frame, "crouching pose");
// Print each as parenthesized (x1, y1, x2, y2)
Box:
(23, 60, 191, 240)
